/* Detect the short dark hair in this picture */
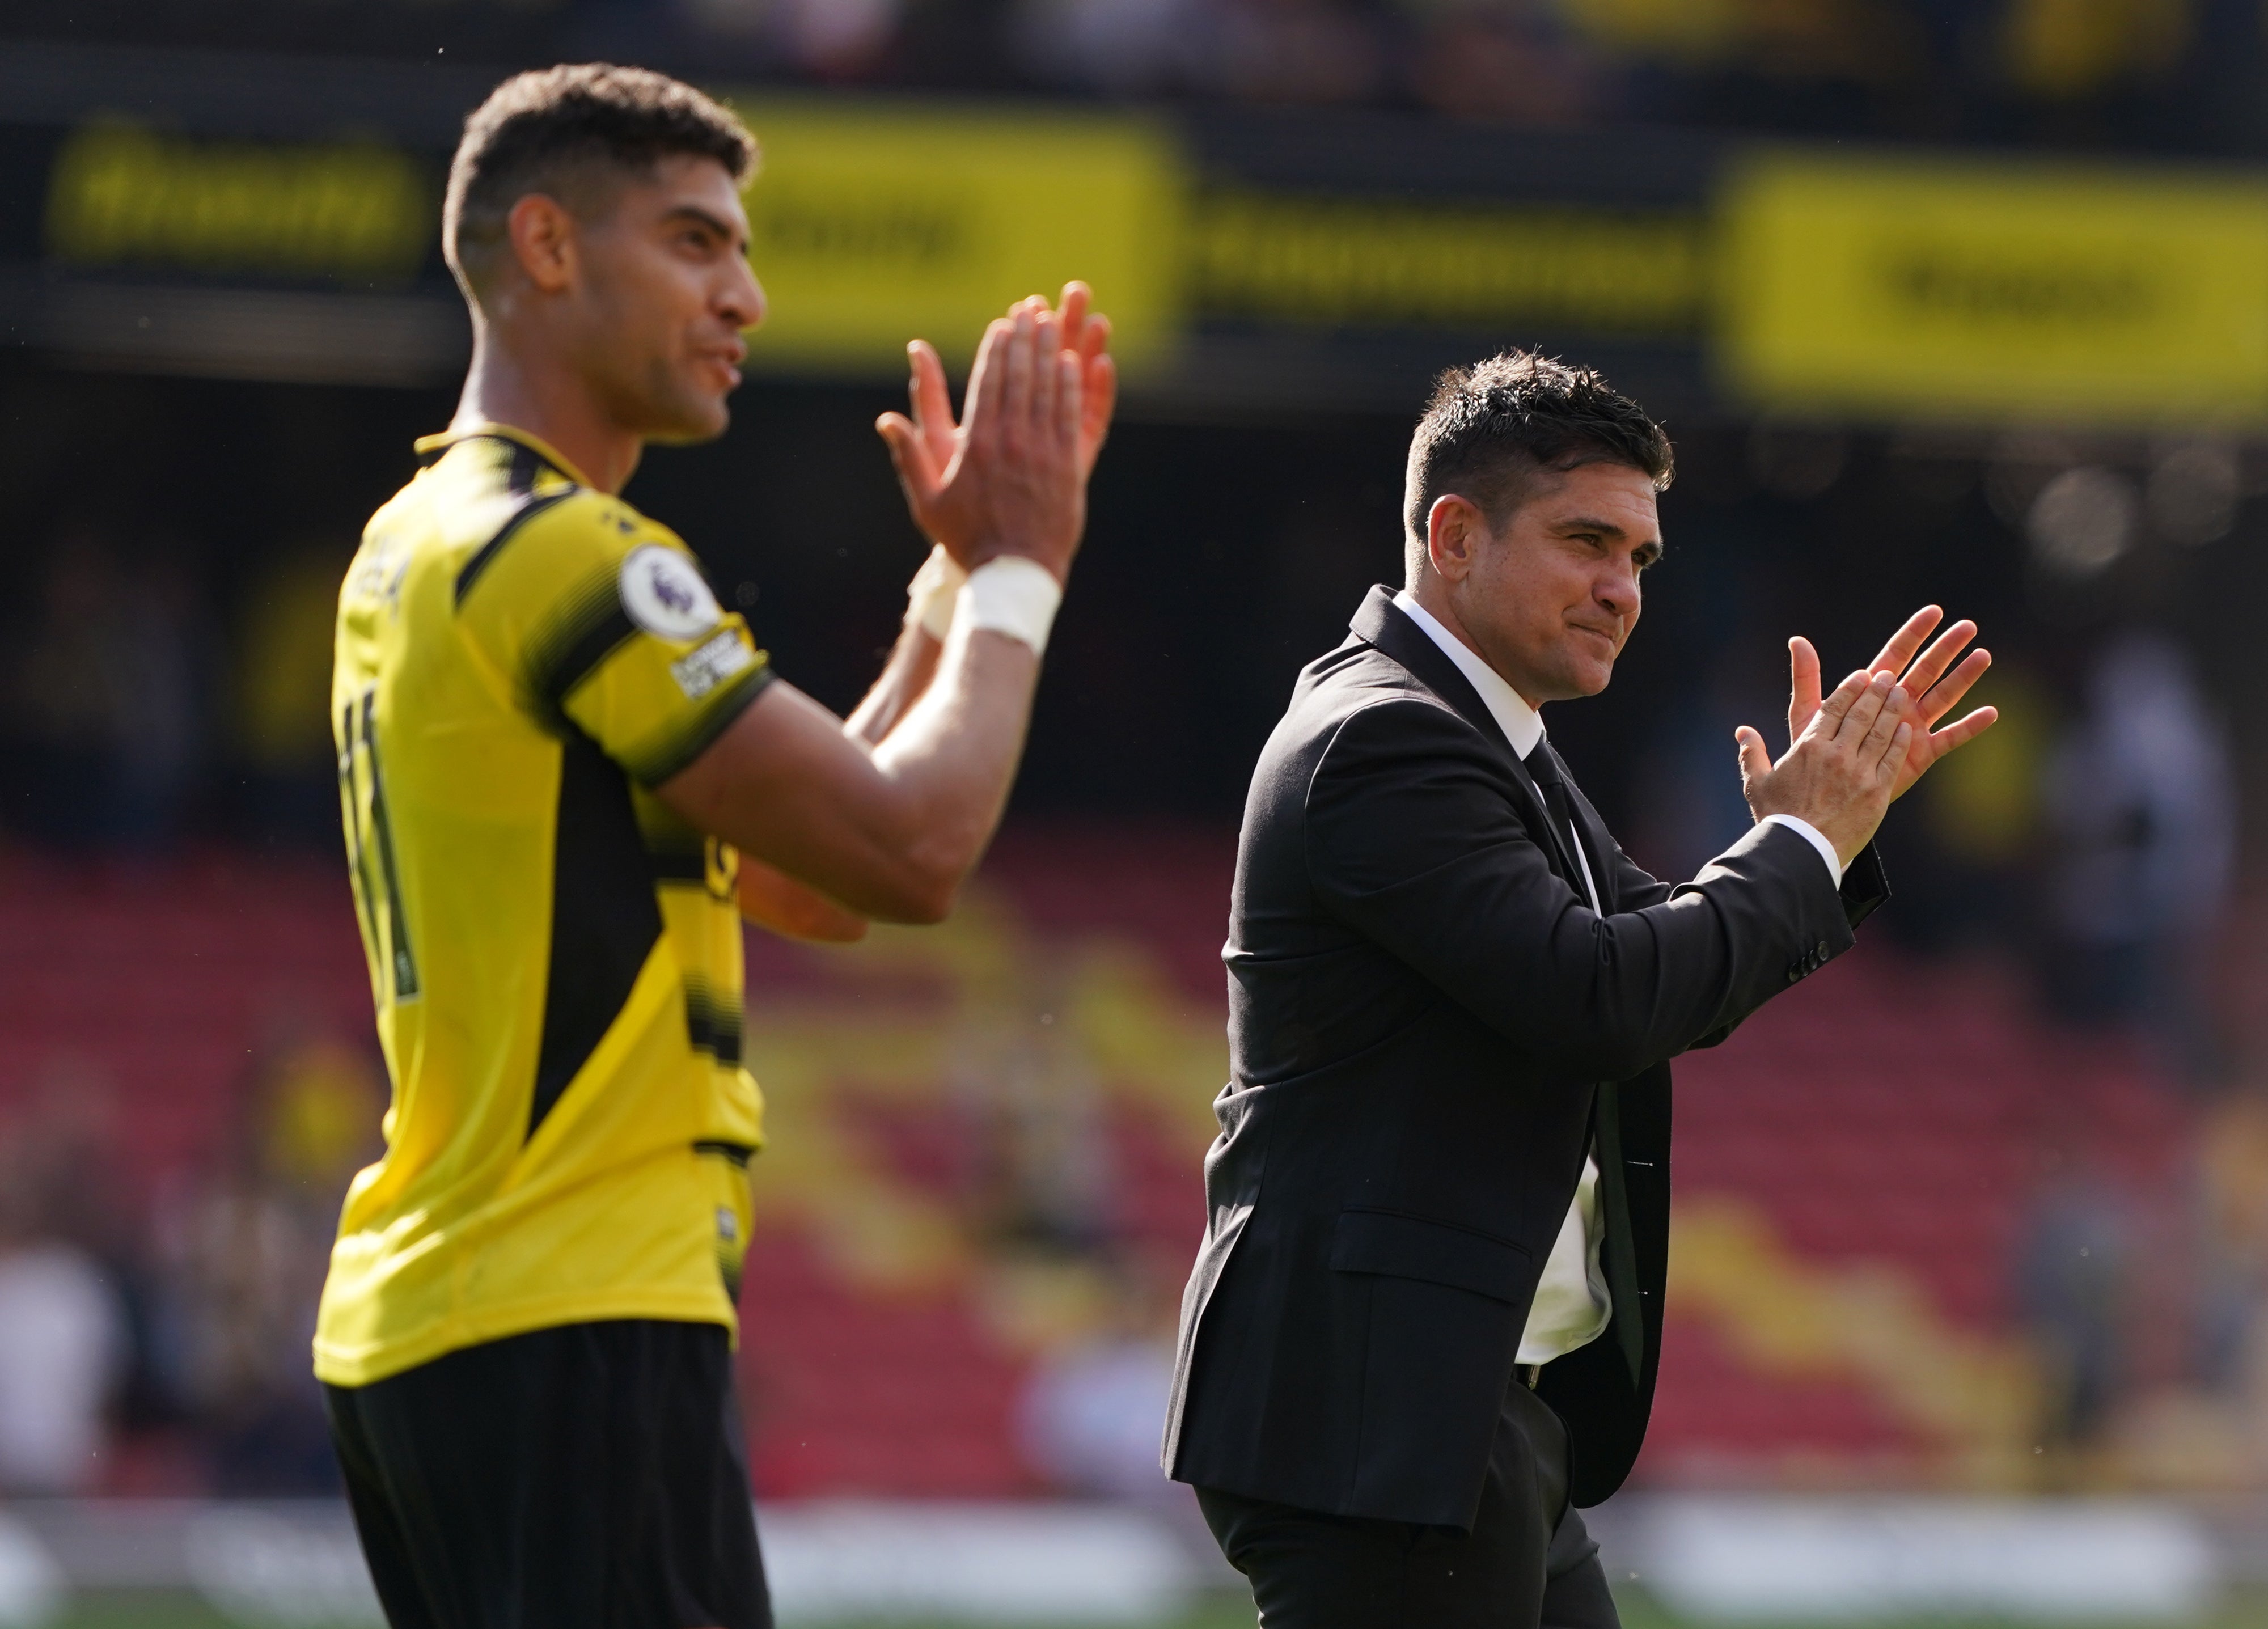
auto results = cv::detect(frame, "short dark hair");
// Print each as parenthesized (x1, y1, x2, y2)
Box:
(1402, 350, 1673, 582)
(444, 63, 756, 295)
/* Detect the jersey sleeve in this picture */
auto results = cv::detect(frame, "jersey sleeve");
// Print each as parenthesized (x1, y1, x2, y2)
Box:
(456, 492, 775, 785)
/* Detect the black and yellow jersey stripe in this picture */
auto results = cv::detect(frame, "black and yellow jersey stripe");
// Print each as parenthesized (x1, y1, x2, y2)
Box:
(315, 424, 769, 1387)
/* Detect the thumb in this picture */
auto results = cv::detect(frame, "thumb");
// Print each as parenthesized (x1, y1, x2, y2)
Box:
(1735, 725, 1772, 786)
(875, 412, 939, 506)
(1787, 635, 1822, 743)
(907, 341, 956, 461)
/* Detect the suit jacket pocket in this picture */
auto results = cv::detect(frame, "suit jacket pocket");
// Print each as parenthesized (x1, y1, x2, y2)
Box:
(1330, 1208, 1531, 1305)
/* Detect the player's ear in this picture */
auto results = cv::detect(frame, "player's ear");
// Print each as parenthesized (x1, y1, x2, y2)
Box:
(1426, 494, 1483, 585)
(506, 194, 577, 295)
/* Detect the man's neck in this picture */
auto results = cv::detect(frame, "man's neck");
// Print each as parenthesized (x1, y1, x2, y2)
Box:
(452, 334, 642, 495)
(1406, 573, 1545, 713)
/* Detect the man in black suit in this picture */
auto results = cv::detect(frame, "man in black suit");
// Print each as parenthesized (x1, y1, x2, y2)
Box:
(1162, 352, 1997, 1627)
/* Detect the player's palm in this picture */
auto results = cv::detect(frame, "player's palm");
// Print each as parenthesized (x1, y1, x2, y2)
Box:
(1785, 607, 1998, 802)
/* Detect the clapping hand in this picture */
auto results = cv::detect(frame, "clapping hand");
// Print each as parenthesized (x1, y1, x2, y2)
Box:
(1736, 605, 1999, 869)
(874, 283, 1117, 583)
(1737, 669, 1915, 868)
(1786, 607, 1998, 801)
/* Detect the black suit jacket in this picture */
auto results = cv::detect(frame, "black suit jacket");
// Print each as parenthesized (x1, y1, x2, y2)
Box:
(1162, 587, 1888, 1528)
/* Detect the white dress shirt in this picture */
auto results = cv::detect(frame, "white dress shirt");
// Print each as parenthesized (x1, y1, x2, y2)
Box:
(1389, 590, 1840, 1365)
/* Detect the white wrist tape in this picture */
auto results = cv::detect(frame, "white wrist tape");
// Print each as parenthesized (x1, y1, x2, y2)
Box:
(904, 544, 967, 641)
(958, 555, 1063, 657)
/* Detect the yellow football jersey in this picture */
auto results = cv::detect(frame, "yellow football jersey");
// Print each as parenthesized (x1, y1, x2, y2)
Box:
(314, 424, 772, 1387)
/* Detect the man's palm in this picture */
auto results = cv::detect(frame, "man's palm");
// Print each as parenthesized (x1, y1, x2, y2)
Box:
(1787, 607, 1997, 801)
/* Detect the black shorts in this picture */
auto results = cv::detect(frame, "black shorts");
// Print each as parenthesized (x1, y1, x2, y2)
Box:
(324, 1319, 769, 1629)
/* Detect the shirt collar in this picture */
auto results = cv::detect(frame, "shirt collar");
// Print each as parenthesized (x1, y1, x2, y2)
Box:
(413, 422, 596, 489)
(1391, 589, 1546, 759)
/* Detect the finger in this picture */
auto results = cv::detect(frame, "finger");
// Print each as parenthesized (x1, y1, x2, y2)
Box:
(875, 412, 940, 507)
(1029, 305, 1061, 441)
(1835, 670, 1896, 742)
(1080, 350, 1117, 476)
(907, 341, 956, 463)
(1004, 304, 1036, 445)
(960, 319, 1011, 456)
(1057, 280, 1091, 349)
(1860, 676, 1910, 761)
(1813, 668, 1872, 734)
(1078, 309, 1111, 366)
(1878, 720, 1915, 780)
(1868, 605, 1944, 681)
(1897, 618, 1977, 704)
(1915, 647, 1991, 727)
(1735, 725, 1772, 785)
(1055, 349, 1082, 461)
(1923, 705, 1999, 760)
(1787, 636, 1822, 746)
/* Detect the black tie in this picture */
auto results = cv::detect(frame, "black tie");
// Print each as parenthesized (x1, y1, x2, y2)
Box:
(1520, 742, 1582, 885)
(1521, 739, 1646, 1389)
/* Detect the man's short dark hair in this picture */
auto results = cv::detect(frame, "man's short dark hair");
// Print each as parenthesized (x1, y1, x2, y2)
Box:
(1403, 350, 1674, 582)
(444, 63, 756, 297)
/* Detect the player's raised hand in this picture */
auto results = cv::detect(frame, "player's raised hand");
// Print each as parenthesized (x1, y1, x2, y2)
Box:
(877, 284, 1115, 553)
(876, 295, 1089, 583)
(1785, 606, 1998, 802)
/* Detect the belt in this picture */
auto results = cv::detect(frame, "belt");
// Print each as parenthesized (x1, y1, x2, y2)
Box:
(1517, 1363, 1545, 1390)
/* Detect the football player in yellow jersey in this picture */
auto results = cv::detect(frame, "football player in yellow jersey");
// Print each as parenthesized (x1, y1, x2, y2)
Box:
(318, 64, 1116, 1629)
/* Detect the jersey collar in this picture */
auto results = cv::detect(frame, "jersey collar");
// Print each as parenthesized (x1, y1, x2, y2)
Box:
(413, 422, 596, 489)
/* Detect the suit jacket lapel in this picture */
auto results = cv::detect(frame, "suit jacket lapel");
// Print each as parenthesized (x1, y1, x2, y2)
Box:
(1349, 586, 1586, 890)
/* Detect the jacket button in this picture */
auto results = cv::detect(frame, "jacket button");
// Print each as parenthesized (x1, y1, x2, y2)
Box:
(1816, 940, 1830, 958)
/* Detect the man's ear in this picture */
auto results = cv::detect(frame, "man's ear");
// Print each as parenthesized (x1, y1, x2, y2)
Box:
(505, 193, 578, 295)
(1427, 494, 1484, 585)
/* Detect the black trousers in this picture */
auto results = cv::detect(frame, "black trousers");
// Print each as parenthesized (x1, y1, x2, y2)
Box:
(1196, 1379, 1620, 1629)
(324, 1319, 770, 1629)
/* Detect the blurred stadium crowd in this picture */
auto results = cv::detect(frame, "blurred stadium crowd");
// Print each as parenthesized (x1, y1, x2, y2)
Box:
(27, 0, 2265, 153)
(3, 0, 2268, 1543)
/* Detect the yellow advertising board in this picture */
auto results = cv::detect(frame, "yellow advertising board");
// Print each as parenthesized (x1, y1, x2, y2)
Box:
(45, 122, 432, 282)
(727, 99, 1185, 373)
(52, 96, 2268, 428)
(1717, 151, 2268, 425)
(1194, 191, 1703, 336)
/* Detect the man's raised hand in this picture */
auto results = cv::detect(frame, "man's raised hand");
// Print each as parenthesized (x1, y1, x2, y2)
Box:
(874, 283, 1116, 583)
(1737, 668, 1915, 869)
(1787, 606, 1999, 800)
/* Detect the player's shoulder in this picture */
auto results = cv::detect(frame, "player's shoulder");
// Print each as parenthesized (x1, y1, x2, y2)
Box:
(454, 477, 628, 595)
(492, 483, 659, 574)
(468, 488, 717, 645)
(447, 477, 697, 633)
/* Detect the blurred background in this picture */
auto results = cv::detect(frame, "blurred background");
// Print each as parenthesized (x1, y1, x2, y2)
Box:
(3, 1, 2268, 1625)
